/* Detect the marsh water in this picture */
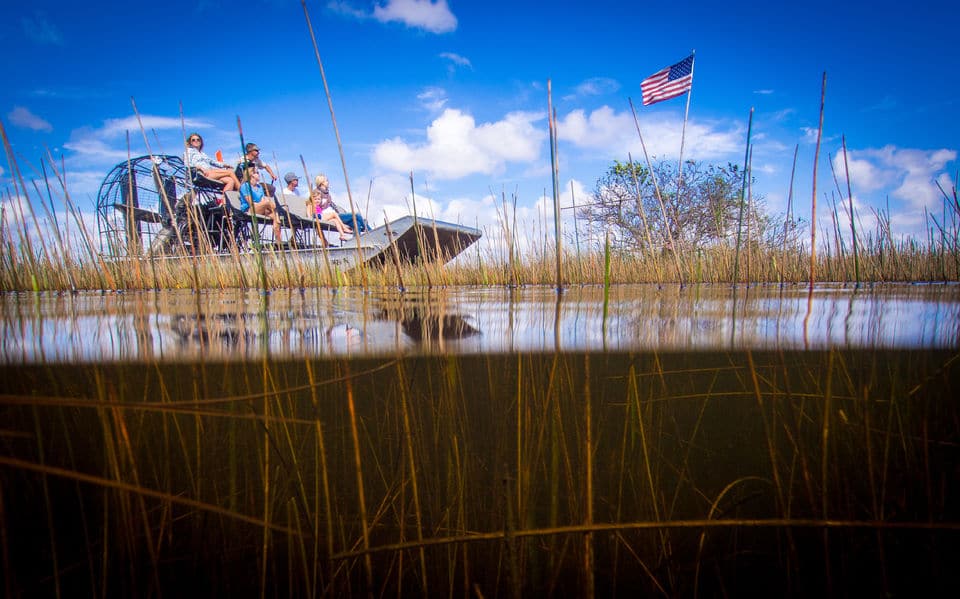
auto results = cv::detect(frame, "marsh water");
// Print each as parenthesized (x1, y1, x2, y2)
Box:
(2, 283, 959, 597)
(3, 282, 959, 363)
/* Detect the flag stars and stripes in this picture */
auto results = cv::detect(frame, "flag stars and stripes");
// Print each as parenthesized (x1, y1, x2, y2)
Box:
(641, 55, 694, 106)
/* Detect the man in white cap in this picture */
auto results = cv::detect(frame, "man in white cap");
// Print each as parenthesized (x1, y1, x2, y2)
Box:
(281, 172, 301, 197)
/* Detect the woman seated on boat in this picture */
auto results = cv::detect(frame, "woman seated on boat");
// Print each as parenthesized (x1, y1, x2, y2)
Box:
(185, 133, 240, 192)
(310, 174, 353, 241)
(239, 167, 282, 240)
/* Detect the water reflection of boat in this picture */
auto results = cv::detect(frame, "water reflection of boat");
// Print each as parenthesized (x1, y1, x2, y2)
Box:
(96, 155, 482, 269)
(399, 313, 480, 342)
(165, 305, 480, 356)
(170, 313, 252, 346)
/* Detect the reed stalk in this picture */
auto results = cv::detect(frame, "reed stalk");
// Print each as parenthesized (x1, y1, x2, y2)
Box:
(820, 350, 835, 592)
(395, 361, 429, 596)
(31, 407, 62, 599)
(582, 354, 594, 599)
(301, 0, 363, 289)
(236, 116, 269, 291)
(840, 135, 860, 287)
(384, 216, 406, 291)
(260, 361, 273, 599)
(733, 108, 754, 286)
(548, 82, 563, 290)
(627, 152, 660, 282)
(781, 144, 800, 284)
(45, 151, 116, 289)
(810, 73, 827, 290)
(602, 230, 611, 338)
(629, 98, 684, 283)
(344, 362, 374, 598)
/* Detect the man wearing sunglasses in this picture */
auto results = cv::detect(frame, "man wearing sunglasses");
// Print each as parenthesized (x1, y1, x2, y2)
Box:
(235, 142, 277, 196)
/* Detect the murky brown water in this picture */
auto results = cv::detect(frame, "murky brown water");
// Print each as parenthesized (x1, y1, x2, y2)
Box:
(2, 283, 959, 363)
(2, 283, 959, 596)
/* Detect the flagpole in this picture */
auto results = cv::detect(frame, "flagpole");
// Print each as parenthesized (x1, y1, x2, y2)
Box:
(629, 98, 684, 284)
(675, 50, 695, 238)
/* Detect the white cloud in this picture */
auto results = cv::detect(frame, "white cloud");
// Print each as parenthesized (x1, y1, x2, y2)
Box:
(372, 108, 546, 179)
(839, 145, 957, 212)
(417, 87, 448, 112)
(62, 135, 132, 163)
(1, 192, 101, 258)
(373, 0, 457, 33)
(832, 151, 894, 193)
(558, 106, 743, 161)
(439, 52, 472, 68)
(326, 1, 368, 19)
(7, 106, 53, 132)
(573, 77, 621, 97)
(768, 108, 795, 123)
(62, 115, 212, 165)
(440, 194, 495, 225)
(800, 127, 820, 144)
(21, 12, 62, 45)
(753, 162, 778, 175)
(99, 115, 207, 137)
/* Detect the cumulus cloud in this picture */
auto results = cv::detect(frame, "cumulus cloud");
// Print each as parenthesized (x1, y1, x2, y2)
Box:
(558, 105, 743, 161)
(7, 106, 53, 132)
(21, 12, 62, 45)
(372, 108, 546, 179)
(835, 146, 957, 212)
(349, 172, 483, 227)
(373, 0, 457, 33)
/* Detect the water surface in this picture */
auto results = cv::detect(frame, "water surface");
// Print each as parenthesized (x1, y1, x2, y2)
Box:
(2, 282, 958, 363)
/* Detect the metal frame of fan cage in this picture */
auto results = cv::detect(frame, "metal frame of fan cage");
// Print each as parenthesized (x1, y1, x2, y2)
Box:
(95, 155, 246, 257)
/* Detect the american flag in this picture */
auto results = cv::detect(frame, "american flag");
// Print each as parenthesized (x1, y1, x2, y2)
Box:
(641, 55, 694, 106)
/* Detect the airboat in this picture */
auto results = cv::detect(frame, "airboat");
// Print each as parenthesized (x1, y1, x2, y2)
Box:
(95, 155, 482, 271)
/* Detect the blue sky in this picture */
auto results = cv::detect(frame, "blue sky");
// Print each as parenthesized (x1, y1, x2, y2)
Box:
(1, 0, 957, 250)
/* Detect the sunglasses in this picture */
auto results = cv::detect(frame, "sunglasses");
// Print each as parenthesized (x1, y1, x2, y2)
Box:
(189, 137, 201, 142)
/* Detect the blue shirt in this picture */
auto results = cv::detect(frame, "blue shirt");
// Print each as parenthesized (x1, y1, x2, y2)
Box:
(238, 181, 264, 212)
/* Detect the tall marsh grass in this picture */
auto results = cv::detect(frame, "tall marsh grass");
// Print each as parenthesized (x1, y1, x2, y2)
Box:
(3, 225, 960, 292)
(2, 189, 959, 292)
